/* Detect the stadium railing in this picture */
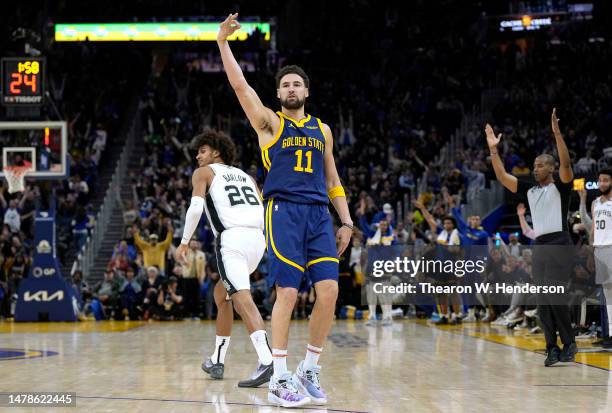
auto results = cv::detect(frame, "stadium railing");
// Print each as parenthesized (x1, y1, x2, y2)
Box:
(71, 110, 141, 278)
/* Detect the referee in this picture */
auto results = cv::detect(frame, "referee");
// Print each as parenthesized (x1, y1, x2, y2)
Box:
(485, 108, 577, 367)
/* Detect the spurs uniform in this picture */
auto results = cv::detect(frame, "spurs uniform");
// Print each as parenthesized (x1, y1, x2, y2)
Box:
(204, 163, 265, 295)
(593, 196, 612, 285)
(593, 195, 612, 341)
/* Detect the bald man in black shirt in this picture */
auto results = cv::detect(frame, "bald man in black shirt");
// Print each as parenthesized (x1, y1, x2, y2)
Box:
(485, 109, 577, 367)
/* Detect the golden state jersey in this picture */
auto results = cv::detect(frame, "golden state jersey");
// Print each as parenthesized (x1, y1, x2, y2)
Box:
(261, 112, 328, 204)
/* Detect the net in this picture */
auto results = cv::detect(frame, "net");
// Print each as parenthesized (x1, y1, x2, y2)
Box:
(2, 166, 29, 193)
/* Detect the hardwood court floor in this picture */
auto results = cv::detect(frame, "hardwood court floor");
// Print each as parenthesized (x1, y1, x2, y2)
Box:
(1, 319, 610, 413)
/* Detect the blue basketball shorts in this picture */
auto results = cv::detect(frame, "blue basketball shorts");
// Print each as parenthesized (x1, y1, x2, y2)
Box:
(264, 198, 339, 289)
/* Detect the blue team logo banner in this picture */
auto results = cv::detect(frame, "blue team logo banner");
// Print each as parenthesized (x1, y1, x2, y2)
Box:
(14, 211, 77, 322)
(30, 211, 62, 276)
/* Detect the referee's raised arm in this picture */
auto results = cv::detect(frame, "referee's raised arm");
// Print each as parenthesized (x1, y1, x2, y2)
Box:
(551, 108, 574, 183)
(485, 124, 518, 193)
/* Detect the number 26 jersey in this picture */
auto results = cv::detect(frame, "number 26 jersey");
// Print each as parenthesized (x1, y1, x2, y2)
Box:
(204, 163, 264, 237)
(261, 112, 328, 204)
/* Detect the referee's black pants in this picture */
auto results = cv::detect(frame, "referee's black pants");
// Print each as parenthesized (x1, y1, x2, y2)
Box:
(533, 231, 575, 352)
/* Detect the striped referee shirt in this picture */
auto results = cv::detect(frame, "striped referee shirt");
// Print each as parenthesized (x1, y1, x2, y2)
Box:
(517, 177, 571, 238)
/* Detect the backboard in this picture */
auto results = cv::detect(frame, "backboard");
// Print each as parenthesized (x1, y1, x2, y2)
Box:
(0, 121, 68, 179)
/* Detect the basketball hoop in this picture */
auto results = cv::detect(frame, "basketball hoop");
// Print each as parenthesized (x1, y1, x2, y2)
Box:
(2, 165, 29, 194)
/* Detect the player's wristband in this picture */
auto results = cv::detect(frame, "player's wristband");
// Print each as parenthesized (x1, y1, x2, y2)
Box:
(342, 222, 354, 230)
(328, 186, 346, 200)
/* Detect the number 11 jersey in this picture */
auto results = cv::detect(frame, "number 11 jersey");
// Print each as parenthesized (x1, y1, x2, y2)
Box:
(204, 163, 264, 237)
(261, 112, 328, 204)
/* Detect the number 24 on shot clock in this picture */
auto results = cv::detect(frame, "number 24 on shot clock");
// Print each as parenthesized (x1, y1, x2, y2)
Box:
(1, 57, 45, 106)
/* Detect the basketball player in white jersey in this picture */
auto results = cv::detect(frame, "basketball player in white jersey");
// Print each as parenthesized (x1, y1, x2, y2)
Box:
(175, 130, 273, 387)
(591, 167, 612, 348)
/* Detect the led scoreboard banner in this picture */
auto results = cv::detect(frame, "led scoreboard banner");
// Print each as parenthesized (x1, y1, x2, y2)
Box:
(1, 57, 45, 106)
(55, 22, 271, 42)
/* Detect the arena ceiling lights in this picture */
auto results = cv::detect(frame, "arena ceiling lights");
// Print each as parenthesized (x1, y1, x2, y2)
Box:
(54, 22, 270, 42)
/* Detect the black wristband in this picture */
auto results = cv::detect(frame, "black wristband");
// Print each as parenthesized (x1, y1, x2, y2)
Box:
(342, 222, 354, 230)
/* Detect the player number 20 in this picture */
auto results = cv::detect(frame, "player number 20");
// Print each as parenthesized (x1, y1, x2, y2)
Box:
(294, 150, 313, 173)
(596, 220, 606, 230)
(225, 185, 260, 206)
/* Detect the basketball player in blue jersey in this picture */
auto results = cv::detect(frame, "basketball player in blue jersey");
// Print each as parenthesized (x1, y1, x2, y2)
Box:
(218, 13, 353, 408)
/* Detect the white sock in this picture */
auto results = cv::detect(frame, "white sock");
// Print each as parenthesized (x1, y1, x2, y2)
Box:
(382, 305, 392, 320)
(368, 305, 376, 319)
(304, 344, 322, 369)
(250, 330, 273, 366)
(210, 335, 230, 364)
(272, 348, 288, 378)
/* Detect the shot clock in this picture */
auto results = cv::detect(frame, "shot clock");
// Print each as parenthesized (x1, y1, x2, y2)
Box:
(1, 57, 45, 106)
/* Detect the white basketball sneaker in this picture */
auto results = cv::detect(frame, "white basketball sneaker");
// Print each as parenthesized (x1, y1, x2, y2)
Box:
(294, 360, 328, 405)
(268, 372, 311, 408)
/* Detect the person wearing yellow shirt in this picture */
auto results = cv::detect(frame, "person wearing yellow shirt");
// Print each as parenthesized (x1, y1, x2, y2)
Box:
(134, 221, 173, 275)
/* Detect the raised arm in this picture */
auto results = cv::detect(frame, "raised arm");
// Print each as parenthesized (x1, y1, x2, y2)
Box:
(133, 230, 148, 250)
(496, 234, 512, 258)
(443, 189, 468, 234)
(413, 200, 438, 235)
(217, 14, 278, 141)
(485, 124, 518, 193)
(551, 108, 573, 183)
(322, 123, 353, 256)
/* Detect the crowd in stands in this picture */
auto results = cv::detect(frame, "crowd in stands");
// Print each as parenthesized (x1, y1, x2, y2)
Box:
(0, 40, 145, 319)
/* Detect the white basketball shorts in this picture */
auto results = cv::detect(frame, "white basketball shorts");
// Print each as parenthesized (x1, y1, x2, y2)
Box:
(215, 227, 265, 295)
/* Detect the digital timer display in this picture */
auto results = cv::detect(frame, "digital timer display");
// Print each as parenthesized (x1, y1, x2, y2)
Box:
(2, 57, 45, 106)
